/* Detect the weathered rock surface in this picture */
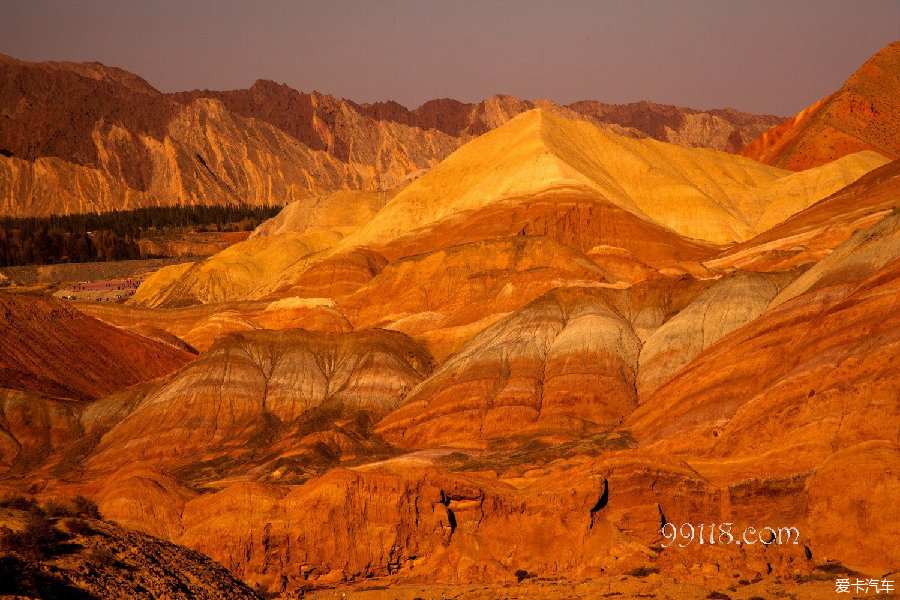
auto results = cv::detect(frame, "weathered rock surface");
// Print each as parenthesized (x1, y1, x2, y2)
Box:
(628, 227, 900, 476)
(172, 81, 459, 191)
(741, 41, 900, 169)
(637, 271, 796, 396)
(0, 388, 83, 474)
(0, 96, 377, 217)
(174, 465, 635, 591)
(769, 209, 900, 308)
(81, 328, 433, 484)
(0, 503, 261, 600)
(377, 288, 641, 449)
(0, 292, 192, 401)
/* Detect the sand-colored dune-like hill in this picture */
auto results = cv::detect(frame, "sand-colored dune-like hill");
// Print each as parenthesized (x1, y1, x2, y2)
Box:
(343, 108, 886, 247)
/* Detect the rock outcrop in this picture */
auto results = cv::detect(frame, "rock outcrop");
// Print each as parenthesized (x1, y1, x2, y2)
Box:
(0, 501, 261, 600)
(81, 328, 433, 484)
(378, 288, 642, 449)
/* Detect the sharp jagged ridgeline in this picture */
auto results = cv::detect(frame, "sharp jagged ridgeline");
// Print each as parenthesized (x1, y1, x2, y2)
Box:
(1, 42, 899, 600)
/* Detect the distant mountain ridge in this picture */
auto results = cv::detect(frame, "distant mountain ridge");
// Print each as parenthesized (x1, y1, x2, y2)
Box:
(0, 53, 783, 217)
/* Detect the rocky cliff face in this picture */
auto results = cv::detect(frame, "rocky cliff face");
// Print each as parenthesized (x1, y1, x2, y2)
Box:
(358, 94, 783, 151)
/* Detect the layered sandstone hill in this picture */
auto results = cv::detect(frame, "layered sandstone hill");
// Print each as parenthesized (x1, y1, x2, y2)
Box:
(0, 292, 192, 401)
(769, 208, 900, 308)
(76, 328, 433, 486)
(129, 109, 883, 312)
(741, 41, 900, 169)
(77, 297, 352, 353)
(1, 53, 782, 218)
(377, 287, 642, 449)
(706, 158, 900, 271)
(624, 225, 900, 570)
(341, 109, 885, 248)
(128, 229, 344, 307)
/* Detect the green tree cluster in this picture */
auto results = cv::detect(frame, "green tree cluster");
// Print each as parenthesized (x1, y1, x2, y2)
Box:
(0, 203, 282, 266)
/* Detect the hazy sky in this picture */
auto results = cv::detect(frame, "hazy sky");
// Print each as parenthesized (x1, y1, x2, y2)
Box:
(3, 0, 899, 116)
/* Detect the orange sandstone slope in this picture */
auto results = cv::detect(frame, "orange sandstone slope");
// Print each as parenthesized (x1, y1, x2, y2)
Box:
(741, 41, 900, 170)
(706, 158, 900, 271)
(0, 292, 193, 473)
(0, 292, 193, 401)
(623, 226, 900, 570)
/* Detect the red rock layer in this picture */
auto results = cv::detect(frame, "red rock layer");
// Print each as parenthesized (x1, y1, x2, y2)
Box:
(741, 41, 900, 169)
(376, 193, 722, 268)
(0, 292, 193, 401)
